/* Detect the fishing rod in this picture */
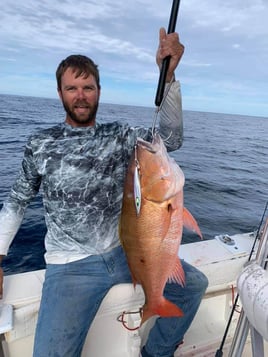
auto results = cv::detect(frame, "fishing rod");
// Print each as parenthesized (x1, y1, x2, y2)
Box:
(155, 0, 181, 107)
(215, 201, 268, 357)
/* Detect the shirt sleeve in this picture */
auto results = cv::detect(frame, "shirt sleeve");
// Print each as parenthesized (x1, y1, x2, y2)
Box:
(0, 138, 41, 255)
(123, 80, 183, 156)
(158, 80, 183, 151)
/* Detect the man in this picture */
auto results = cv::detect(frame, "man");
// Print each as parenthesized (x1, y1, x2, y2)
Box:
(0, 28, 208, 357)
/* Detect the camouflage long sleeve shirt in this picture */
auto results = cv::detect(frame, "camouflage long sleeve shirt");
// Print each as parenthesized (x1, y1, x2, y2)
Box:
(0, 81, 183, 264)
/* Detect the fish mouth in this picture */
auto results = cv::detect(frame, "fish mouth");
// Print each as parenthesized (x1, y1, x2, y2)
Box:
(136, 133, 161, 153)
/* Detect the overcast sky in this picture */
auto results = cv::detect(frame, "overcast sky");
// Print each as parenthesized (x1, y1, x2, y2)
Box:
(0, 0, 267, 117)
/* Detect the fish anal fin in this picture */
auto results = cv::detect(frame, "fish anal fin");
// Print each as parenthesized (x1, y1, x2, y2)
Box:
(132, 278, 138, 289)
(128, 265, 138, 289)
(141, 298, 184, 325)
(168, 257, 185, 286)
(183, 207, 203, 239)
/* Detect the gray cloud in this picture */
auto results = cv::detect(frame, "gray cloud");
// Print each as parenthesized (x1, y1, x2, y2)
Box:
(0, 0, 267, 116)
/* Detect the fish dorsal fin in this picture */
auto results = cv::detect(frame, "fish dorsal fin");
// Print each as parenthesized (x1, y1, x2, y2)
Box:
(183, 207, 203, 239)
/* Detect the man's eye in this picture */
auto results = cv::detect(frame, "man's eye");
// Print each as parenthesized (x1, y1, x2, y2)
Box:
(85, 86, 95, 91)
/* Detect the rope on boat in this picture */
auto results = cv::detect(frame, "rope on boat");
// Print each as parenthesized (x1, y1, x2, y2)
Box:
(231, 285, 241, 314)
(117, 309, 143, 331)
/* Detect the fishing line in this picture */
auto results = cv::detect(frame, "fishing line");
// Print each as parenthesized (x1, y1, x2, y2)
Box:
(215, 201, 268, 357)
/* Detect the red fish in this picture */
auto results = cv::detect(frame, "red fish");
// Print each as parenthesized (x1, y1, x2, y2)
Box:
(119, 133, 202, 324)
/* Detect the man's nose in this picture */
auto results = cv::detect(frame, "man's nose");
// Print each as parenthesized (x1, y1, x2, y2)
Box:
(77, 88, 86, 99)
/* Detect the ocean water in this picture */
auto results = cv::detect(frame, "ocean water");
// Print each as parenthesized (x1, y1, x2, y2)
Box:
(0, 93, 267, 274)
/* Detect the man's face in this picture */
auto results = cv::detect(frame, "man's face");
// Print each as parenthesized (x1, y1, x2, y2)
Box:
(58, 67, 101, 127)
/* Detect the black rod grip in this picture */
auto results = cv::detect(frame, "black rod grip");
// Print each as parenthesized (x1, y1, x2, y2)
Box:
(155, 0, 181, 107)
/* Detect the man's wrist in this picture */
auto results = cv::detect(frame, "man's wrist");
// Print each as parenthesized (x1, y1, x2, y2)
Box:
(166, 73, 175, 83)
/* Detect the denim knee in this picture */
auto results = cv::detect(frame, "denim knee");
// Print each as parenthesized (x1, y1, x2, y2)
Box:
(182, 260, 208, 294)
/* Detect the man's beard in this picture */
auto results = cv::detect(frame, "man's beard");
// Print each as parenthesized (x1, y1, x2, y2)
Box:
(62, 99, 99, 126)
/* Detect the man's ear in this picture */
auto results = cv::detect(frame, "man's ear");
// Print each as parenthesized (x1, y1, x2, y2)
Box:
(57, 88, 62, 100)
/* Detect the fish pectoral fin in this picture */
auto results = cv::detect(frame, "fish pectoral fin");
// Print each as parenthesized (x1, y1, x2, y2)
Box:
(183, 207, 203, 239)
(168, 258, 185, 286)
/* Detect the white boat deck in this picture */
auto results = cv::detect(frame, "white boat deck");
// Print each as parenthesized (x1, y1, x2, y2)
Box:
(176, 232, 268, 356)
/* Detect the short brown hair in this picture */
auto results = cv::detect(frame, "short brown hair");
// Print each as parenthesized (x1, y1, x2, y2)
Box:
(56, 54, 100, 90)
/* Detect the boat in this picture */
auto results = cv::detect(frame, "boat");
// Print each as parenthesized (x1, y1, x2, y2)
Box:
(0, 220, 268, 357)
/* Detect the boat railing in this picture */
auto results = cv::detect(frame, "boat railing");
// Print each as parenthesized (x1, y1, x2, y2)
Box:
(228, 217, 268, 357)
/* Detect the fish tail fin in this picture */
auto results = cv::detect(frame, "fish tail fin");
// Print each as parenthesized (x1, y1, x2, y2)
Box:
(168, 257, 185, 286)
(141, 298, 184, 325)
(183, 207, 203, 239)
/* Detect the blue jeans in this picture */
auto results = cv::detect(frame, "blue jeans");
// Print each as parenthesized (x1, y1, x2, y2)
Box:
(33, 245, 208, 357)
